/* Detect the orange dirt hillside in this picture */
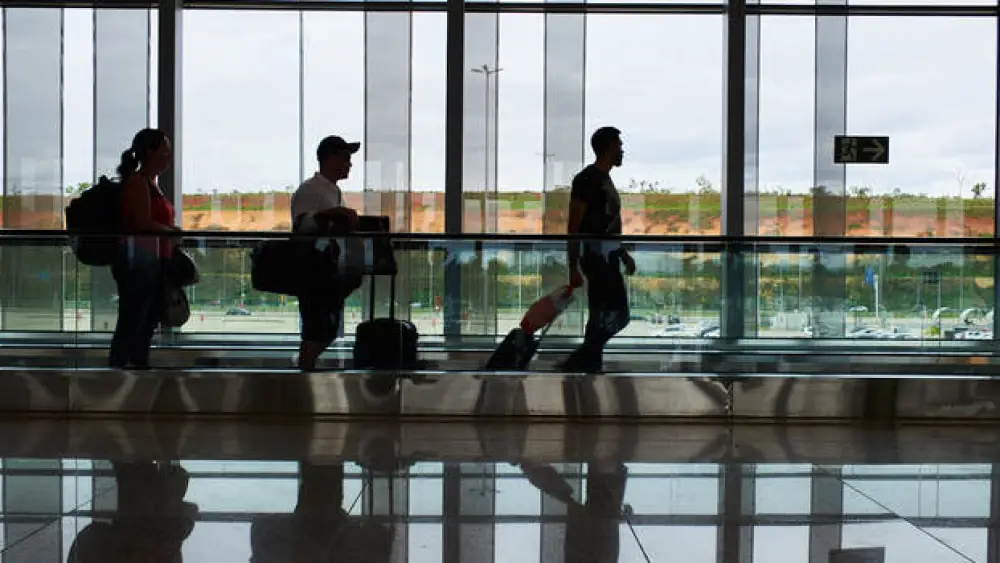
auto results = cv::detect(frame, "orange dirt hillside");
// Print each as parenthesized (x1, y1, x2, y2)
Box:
(0, 192, 993, 237)
(181, 192, 447, 232)
(176, 192, 994, 237)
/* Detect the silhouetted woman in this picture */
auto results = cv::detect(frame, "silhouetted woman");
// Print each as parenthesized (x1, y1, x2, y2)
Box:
(67, 462, 196, 563)
(109, 129, 180, 369)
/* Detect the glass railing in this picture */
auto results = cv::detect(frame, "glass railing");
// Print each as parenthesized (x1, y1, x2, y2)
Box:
(0, 230, 996, 349)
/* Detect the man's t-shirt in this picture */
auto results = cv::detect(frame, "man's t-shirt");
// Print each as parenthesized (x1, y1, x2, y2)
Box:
(570, 164, 622, 257)
(289, 172, 365, 296)
(291, 172, 344, 233)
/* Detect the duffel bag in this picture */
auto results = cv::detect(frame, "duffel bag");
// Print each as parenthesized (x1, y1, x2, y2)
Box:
(250, 239, 338, 297)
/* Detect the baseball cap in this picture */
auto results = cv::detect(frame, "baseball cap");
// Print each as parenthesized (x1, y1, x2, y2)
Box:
(316, 135, 361, 161)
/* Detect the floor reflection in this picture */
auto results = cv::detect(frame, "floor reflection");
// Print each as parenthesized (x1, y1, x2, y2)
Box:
(0, 435, 989, 562)
(68, 462, 196, 563)
(250, 462, 393, 563)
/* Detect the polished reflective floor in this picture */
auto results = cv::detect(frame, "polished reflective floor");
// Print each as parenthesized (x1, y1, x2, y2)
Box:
(3, 365, 1000, 422)
(0, 418, 997, 562)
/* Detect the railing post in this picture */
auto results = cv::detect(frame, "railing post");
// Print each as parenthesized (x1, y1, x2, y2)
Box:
(157, 0, 182, 213)
(717, 460, 755, 563)
(811, 0, 848, 339)
(808, 466, 844, 563)
(444, 0, 465, 343)
(987, 463, 1000, 563)
(721, 0, 752, 340)
(993, 12, 1000, 341)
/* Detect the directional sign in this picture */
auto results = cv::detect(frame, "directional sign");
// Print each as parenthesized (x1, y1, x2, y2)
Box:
(830, 548, 885, 563)
(834, 135, 889, 164)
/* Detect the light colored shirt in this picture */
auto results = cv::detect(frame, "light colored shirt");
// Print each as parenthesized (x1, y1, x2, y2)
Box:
(290, 172, 344, 233)
(289, 171, 367, 275)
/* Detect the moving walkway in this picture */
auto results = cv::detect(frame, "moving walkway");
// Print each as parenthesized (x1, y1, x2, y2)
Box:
(0, 231, 997, 420)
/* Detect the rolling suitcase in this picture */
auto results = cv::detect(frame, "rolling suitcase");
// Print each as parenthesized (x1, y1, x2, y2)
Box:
(484, 327, 543, 371)
(352, 222, 419, 371)
(353, 274, 419, 370)
(484, 285, 575, 371)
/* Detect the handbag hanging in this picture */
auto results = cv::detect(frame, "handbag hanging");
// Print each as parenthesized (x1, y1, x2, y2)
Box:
(165, 247, 199, 287)
(160, 282, 191, 328)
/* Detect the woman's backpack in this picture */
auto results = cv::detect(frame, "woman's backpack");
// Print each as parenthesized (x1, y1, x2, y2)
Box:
(66, 175, 123, 266)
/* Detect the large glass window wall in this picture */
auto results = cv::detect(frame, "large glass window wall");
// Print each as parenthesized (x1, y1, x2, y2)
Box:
(0, 0, 996, 346)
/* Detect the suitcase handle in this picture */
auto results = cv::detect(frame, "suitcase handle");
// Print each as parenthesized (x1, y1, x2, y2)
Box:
(368, 270, 396, 321)
(360, 217, 397, 321)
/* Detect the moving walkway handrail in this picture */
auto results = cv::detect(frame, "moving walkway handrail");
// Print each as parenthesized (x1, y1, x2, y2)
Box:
(2, 229, 999, 255)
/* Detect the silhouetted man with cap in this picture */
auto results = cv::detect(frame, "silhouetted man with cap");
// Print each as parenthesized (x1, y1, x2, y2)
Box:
(291, 135, 362, 371)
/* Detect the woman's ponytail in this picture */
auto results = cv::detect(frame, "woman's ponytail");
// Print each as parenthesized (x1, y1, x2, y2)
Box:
(116, 148, 139, 179)
(115, 129, 167, 179)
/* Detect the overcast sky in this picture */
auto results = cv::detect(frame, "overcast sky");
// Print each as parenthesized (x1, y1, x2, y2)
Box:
(47, 8, 997, 199)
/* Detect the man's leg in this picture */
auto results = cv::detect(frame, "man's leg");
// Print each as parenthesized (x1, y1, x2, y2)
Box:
(561, 261, 611, 372)
(299, 293, 329, 371)
(561, 256, 630, 373)
(585, 461, 628, 515)
(298, 341, 332, 371)
(567, 461, 626, 562)
(298, 292, 342, 371)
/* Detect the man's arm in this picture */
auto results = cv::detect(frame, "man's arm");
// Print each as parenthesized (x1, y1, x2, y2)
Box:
(319, 206, 358, 222)
(517, 460, 577, 506)
(291, 187, 359, 232)
(319, 206, 355, 218)
(315, 206, 359, 232)
(567, 197, 587, 287)
(620, 245, 636, 275)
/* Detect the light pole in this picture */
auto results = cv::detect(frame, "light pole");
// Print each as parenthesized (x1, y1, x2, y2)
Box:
(536, 151, 556, 239)
(471, 64, 502, 233)
(537, 151, 555, 197)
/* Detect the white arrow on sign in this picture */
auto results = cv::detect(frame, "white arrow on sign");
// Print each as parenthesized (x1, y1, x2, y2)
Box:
(862, 139, 885, 160)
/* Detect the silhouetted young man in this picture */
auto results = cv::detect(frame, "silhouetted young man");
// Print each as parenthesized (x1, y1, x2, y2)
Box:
(291, 135, 361, 371)
(561, 126, 636, 374)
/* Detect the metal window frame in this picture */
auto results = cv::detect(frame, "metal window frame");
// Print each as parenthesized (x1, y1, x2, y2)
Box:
(0, 4, 997, 563)
(1, 1, 994, 14)
(158, 0, 182, 208)
(175, 0, 1000, 15)
(994, 11, 1000, 341)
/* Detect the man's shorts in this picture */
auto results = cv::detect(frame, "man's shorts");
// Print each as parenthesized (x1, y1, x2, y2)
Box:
(298, 291, 343, 343)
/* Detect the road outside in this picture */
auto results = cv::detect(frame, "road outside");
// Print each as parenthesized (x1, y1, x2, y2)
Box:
(28, 307, 991, 342)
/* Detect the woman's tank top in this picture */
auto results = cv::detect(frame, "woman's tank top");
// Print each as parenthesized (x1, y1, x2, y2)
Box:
(122, 176, 176, 259)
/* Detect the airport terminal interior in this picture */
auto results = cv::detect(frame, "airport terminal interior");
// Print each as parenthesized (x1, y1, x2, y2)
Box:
(1, 0, 1000, 560)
